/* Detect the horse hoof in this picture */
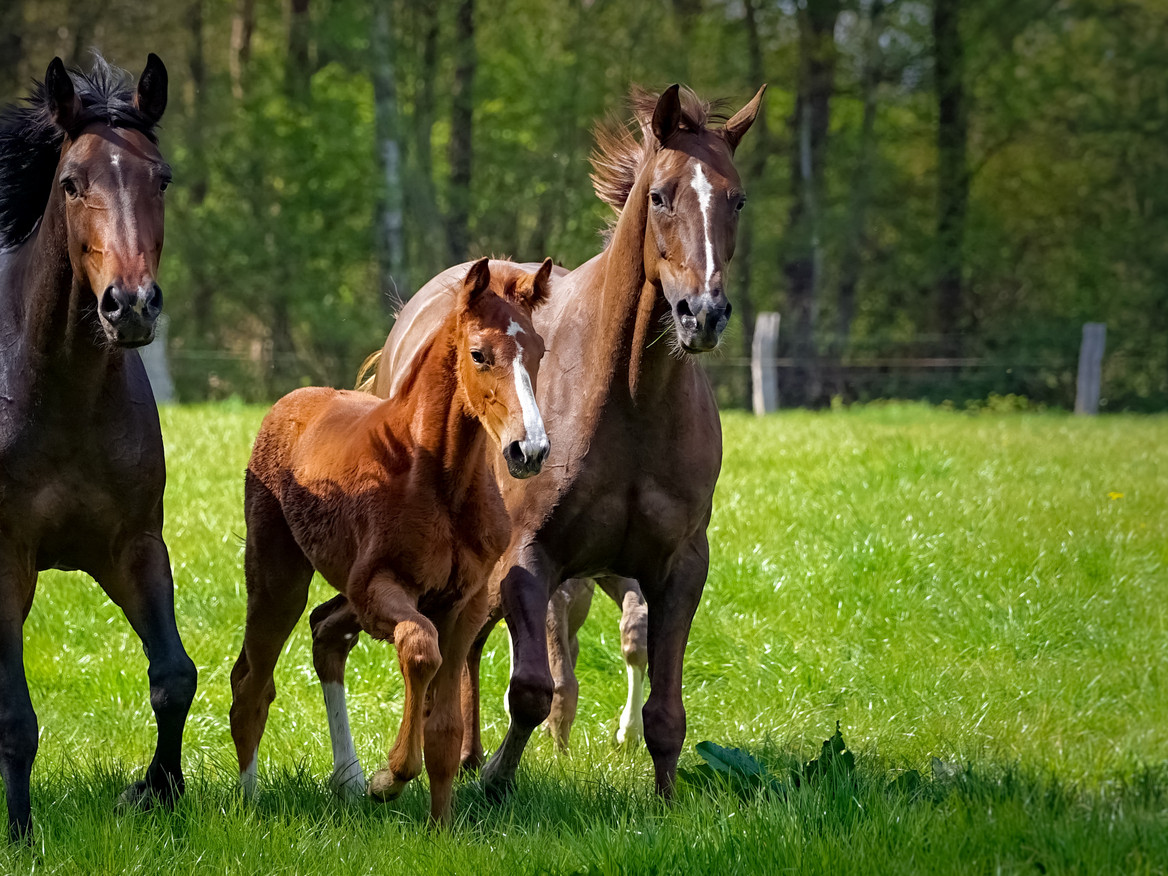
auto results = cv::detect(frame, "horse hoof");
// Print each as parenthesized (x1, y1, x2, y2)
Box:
(368, 769, 408, 802)
(479, 761, 515, 802)
(115, 781, 158, 811)
(616, 727, 643, 748)
(329, 771, 368, 803)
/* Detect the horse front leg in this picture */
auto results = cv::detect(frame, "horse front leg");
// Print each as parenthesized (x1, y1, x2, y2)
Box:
(363, 576, 441, 802)
(641, 535, 709, 798)
(309, 594, 365, 800)
(544, 578, 594, 751)
(98, 533, 197, 809)
(480, 544, 556, 799)
(0, 550, 37, 843)
(424, 587, 488, 824)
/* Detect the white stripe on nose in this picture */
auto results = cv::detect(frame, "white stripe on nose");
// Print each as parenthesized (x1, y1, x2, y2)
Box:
(691, 163, 715, 294)
(508, 326, 547, 457)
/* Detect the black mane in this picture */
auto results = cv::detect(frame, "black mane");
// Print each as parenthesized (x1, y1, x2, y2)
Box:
(0, 54, 159, 249)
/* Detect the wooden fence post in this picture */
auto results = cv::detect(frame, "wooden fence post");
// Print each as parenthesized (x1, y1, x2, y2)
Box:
(752, 312, 780, 415)
(1075, 322, 1105, 415)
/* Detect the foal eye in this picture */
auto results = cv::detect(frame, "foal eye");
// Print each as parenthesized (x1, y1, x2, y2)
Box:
(470, 350, 486, 365)
(61, 178, 80, 198)
(734, 196, 747, 213)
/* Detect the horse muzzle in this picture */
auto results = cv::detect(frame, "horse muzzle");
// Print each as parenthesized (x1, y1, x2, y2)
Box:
(674, 291, 731, 353)
(503, 434, 550, 479)
(99, 282, 163, 347)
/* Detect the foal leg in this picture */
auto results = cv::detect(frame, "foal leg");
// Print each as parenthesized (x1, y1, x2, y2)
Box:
(308, 594, 365, 800)
(0, 552, 37, 843)
(365, 578, 441, 802)
(228, 507, 313, 797)
(596, 576, 649, 747)
(458, 610, 499, 773)
(481, 544, 556, 799)
(543, 578, 594, 751)
(641, 535, 709, 798)
(98, 533, 198, 808)
(424, 590, 487, 824)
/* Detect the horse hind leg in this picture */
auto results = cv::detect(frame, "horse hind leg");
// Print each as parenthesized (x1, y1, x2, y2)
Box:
(598, 576, 648, 747)
(308, 594, 366, 800)
(543, 578, 594, 751)
(0, 554, 38, 843)
(95, 534, 198, 810)
(228, 491, 313, 797)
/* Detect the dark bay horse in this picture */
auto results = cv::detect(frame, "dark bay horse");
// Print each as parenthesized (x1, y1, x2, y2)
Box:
(370, 84, 764, 798)
(0, 55, 196, 841)
(229, 258, 551, 824)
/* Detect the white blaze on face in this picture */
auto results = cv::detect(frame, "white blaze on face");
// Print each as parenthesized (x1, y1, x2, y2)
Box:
(507, 319, 547, 456)
(691, 162, 716, 293)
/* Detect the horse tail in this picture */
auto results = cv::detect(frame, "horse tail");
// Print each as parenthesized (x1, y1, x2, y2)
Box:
(354, 349, 383, 393)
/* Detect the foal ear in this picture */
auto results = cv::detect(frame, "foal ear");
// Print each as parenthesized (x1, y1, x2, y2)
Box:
(45, 57, 80, 134)
(721, 84, 767, 152)
(518, 258, 553, 311)
(651, 84, 682, 146)
(459, 257, 492, 308)
(134, 53, 168, 126)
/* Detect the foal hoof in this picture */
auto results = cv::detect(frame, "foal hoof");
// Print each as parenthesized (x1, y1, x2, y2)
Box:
(368, 769, 409, 802)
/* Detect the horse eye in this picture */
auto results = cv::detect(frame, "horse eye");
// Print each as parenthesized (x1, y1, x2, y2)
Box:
(650, 190, 666, 209)
(470, 350, 486, 365)
(160, 179, 171, 193)
(61, 178, 79, 198)
(735, 196, 747, 213)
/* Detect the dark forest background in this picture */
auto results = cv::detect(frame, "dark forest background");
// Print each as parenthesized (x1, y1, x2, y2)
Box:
(2, 0, 1165, 409)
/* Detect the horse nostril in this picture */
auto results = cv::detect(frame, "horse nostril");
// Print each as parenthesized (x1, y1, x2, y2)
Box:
(504, 440, 525, 465)
(100, 286, 120, 316)
(148, 283, 163, 313)
(676, 299, 694, 318)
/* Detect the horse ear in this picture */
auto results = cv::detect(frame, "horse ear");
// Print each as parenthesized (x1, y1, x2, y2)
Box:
(45, 58, 80, 134)
(134, 53, 168, 126)
(651, 84, 682, 145)
(721, 84, 767, 152)
(459, 257, 492, 308)
(520, 258, 553, 311)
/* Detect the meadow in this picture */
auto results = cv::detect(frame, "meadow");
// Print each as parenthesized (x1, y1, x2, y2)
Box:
(3, 404, 1167, 874)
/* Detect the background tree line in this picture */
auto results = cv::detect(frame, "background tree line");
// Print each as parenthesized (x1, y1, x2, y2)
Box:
(2, 0, 1165, 409)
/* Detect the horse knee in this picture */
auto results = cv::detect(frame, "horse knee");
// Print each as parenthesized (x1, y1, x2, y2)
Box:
(642, 698, 685, 760)
(0, 707, 38, 776)
(395, 620, 441, 684)
(149, 654, 197, 718)
(508, 672, 554, 729)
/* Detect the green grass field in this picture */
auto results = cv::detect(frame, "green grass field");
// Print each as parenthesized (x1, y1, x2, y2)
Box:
(4, 404, 1167, 874)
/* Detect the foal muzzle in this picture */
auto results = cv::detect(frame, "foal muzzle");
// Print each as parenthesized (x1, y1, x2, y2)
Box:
(503, 435, 550, 479)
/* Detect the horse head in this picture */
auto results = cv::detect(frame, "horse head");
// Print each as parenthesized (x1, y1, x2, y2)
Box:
(593, 84, 766, 353)
(454, 257, 553, 478)
(45, 54, 170, 348)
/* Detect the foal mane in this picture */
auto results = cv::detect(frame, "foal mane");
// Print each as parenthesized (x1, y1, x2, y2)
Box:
(0, 54, 159, 249)
(589, 85, 727, 217)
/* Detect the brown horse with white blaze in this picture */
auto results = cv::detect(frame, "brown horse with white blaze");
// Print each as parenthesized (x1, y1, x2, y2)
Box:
(370, 84, 765, 799)
(0, 55, 195, 843)
(229, 258, 551, 824)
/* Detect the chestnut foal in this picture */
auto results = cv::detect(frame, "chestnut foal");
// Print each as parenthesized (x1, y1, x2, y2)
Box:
(228, 258, 551, 823)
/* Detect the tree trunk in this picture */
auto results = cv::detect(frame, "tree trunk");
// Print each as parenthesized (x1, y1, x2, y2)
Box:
(446, 0, 476, 263)
(229, 0, 256, 100)
(734, 0, 773, 409)
(0, 0, 23, 104)
(371, 2, 407, 309)
(286, 0, 312, 102)
(934, 0, 969, 354)
(404, 2, 444, 282)
(835, 0, 884, 364)
(186, 0, 215, 341)
(782, 0, 840, 407)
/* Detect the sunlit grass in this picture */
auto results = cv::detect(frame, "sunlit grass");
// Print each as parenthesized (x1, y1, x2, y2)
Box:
(4, 403, 1167, 873)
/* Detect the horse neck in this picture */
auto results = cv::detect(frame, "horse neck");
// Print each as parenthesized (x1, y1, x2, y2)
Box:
(392, 320, 490, 508)
(588, 165, 693, 409)
(9, 185, 117, 392)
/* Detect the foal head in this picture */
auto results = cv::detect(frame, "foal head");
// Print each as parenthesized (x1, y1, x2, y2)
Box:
(46, 55, 170, 347)
(592, 84, 766, 353)
(454, 258, 553, 479)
